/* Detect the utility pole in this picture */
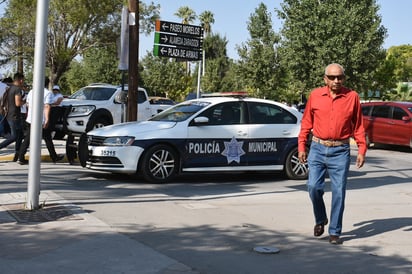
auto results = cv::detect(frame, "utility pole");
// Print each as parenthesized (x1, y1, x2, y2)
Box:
(127, 0, 139, 121)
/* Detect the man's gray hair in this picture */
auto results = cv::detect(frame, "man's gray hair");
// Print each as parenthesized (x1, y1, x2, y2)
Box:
(325, 63, 345, 75)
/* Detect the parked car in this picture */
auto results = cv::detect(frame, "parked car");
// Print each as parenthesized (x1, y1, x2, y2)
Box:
(149, 96, 176, 114)
(55, 83, 171, 164)
(83, 97, 309, 183)
(361, 101, 412, 148)
(61, 83, 166, 134)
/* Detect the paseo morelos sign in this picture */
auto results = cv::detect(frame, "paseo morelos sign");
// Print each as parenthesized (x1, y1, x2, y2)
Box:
(153, 20, 203, 61)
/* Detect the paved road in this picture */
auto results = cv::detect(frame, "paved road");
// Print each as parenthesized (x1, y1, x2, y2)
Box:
(1, 140, 411, 273)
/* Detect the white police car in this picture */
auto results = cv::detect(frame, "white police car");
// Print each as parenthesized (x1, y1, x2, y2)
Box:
(83, 97, 309, 183)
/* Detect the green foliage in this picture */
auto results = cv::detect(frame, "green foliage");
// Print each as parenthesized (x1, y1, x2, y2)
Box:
(0, 0, 160, 88)
(199, 11, 214, 35)
(387, 45, 412, 82)
(139, 1, 160, 35)
(63, 45, 124, 94)
(174, 6, 197, 24)
(236, 3, 285, 100)
(201, 33, 230, 92)
(140, 54, 191, 101)
(382, 82, 412, 101)
(277, 0, 387, 95)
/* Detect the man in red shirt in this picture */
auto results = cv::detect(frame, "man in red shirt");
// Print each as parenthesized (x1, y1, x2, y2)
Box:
(298, 63, 366, 244)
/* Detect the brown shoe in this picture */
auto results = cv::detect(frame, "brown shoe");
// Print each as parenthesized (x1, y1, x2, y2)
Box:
(329, 235, 341, 245)
(314, 219, 328, 237)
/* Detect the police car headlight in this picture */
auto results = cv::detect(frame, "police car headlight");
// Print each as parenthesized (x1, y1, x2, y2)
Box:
(103, 136, 135, 146)
(69, 105, 96, 117)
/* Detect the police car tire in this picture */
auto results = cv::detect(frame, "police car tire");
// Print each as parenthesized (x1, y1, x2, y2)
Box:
(284, 147, 308, 180)
(141, 144, 178, 183)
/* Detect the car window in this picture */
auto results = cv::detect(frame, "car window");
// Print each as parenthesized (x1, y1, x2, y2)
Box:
(371, 105, 390, 118)
(393, 107, 407, 120)
(199, 102, 245, 125)
(69, 87, 116, 100)
(137, 89, 147, 104)
(361, 105, 372, 116)
(150, 101, 209, 122)
(248, 102, 297, 124)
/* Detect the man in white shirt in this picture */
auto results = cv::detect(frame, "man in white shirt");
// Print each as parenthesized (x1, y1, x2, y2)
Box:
(17, 77, 64, 164)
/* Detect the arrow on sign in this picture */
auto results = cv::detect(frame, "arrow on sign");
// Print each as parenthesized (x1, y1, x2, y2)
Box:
(153, 45, 202, 61)
(154, 32, 202, 49)
(155, 20, 203, 38)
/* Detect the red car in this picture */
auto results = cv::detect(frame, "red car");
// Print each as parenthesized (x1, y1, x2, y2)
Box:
(361, 101, 412, 148)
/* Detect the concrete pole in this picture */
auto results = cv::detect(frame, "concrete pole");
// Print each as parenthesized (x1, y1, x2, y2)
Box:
(26, 0, 50, 210)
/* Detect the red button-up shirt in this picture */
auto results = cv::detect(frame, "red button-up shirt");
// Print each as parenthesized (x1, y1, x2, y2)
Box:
(298, 86, 367, 155)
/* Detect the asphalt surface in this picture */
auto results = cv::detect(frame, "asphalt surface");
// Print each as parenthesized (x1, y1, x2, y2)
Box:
(0, 138, 412, 274)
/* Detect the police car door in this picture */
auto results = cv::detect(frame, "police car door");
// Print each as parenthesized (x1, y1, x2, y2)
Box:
(246, 101, 300, 168)
(185, 101, 249, 170)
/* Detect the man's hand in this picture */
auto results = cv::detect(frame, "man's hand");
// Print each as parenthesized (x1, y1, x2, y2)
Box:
(298, 151, 307, 163)
(356, 154, 365, 168)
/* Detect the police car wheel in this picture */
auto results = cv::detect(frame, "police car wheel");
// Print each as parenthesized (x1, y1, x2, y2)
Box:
(284, 147, 309, 180)
(141, 144, 178, 183)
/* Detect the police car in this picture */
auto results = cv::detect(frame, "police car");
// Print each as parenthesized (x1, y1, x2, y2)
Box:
(83, 97, 309, 183)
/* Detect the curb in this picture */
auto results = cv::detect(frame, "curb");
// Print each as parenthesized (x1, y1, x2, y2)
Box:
(0, 154, 68, 163)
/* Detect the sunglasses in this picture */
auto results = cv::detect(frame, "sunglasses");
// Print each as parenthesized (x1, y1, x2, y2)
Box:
(325, 75, 345, 81)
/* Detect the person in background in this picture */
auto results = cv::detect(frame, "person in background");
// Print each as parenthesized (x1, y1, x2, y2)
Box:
(297, 63, 366, 245)
(49, 84, 65, 139)
(17, 77, 64, 164)
(12, 83, 29, 161)
(0, 74, 9, 137)
(51, 85, 64, 106)
(0, 73, 25, 160)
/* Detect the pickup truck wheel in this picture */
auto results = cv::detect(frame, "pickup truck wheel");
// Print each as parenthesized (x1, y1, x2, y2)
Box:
(284, 147, 309, 180)
(141, 145, 178, 183)
(86, 116, 111, 132)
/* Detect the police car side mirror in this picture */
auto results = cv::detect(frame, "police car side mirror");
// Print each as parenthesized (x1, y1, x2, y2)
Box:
(193, 116, 209, 124)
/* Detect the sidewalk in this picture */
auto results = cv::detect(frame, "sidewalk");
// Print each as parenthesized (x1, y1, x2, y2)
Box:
(0, 138, 68, 163)
(0, 191, 196, 274)
(0, 138, 197, 273)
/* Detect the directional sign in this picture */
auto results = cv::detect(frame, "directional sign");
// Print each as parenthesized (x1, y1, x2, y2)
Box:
(154, 32, 202, 49)
(153, 20, 203, 61)
(155, 20, 203, 38)
(153, 45, 202, 61)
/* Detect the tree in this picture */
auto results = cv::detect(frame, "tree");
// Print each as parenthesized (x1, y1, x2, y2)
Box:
(199, 10, 214, 36)
(63, 44, 124, 94)
(199, 10, 215, 76)
(201, 33, 230, 92)
(276, 0, 387, 97)
(0, 0, 160, 85)
(174, 6, 196, 24)
(383, 82, 412, 101)
(0, 0, 36, 72)
(174, 6, 197, 76)
(140, 54, 191, 101)
(387, 45, 412, 82)
(236, 3, 284, 100)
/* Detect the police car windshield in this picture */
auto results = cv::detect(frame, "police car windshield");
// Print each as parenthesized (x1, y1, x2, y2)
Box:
(150, 101, 210, 122)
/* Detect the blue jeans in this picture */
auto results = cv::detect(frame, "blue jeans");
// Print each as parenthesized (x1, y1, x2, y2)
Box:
(0, 118, 23, 152)
(307, 141, 350, 236)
